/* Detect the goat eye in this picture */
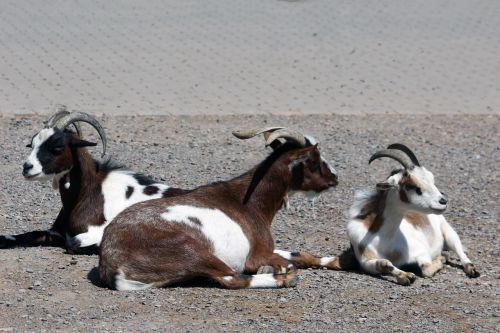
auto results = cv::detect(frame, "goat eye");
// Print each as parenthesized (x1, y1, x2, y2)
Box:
(52, 147, 64, 154)
(405, 184, 422, 195)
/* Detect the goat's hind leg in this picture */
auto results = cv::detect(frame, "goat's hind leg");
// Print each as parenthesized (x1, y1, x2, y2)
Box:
(361, 258, 416, 286)
(0, 229, 65, 249)
(274, 247, 357, 271)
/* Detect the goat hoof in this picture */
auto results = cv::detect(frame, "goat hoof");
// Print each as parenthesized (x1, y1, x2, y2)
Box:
(257, 265, 274, 274)
(66, 237, 81, 252)
(0, 235, 17, 249)
(396, 272, 416, 286)
(283, 275, 300, 288)
(464, 263, 480, 278)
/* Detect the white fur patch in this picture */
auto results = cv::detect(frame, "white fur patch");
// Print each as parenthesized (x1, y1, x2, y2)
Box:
(320, 257, 335, 266)
(161, 205, 250, 273)
(73, 225, 105, 247)
(249, 274, 279, 288)
(273, 249, 292, 260)
(25, 128, 55, 178)
(102, 171, 170, 222)
(115, 270, 154, 291)
(71, 171, 171, 248)
(4, 235, 16, 241)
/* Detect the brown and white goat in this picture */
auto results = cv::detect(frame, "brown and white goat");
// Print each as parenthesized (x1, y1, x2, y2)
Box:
(99, 128, 338, 290)
(347, 144, 480, 285)
(1, 108, 183, 253)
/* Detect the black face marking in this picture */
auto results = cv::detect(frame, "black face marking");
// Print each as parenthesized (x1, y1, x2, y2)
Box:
(125, 186, 134, 199)
(37, 130, 67, 173)
(143, 185, 159, 195)
(133, 174, 155, 186)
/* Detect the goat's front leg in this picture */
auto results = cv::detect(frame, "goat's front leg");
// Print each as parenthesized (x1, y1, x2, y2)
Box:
(1, 209, 66, 249)
(361, 258, 417, 286)
(245, 252, 298, 287)
(441, 221, 480, 278)
(0, 229, 65, 249)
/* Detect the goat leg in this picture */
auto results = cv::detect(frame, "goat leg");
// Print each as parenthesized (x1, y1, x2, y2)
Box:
(0, 229, 65, 248)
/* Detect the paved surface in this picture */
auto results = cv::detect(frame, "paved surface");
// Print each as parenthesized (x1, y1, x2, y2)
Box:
(1, 0, 499, 116)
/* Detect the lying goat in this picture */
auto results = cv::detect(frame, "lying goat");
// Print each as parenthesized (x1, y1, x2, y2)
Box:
(347, 144, 479, 285)
(1, 108, 183, 253)
(99, 128, 338, 290)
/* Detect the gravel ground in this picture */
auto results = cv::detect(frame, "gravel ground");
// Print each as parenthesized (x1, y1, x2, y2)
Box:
(0, 114, 498, 332)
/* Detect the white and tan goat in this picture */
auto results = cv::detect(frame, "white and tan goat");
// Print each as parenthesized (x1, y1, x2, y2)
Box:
(347, 144, 479, 285)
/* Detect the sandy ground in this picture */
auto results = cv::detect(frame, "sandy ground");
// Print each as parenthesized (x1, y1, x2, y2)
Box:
(0, 114, 498, 332)
(1, 0, 499, 116)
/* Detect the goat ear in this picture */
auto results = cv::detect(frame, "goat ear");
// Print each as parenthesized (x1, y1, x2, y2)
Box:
(69, 138, 97, 148)
(376, 182, 395, 191)
(309, 144, 320, 162)
(287, 145, 316, 168)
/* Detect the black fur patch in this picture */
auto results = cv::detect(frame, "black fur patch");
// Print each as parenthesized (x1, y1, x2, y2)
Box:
(143, 185, 159, 195)
(133, 173, 155, 186)
(125, 186, 134, 199)
(37, 130, 66, 173)
(291, 252, 301, 257)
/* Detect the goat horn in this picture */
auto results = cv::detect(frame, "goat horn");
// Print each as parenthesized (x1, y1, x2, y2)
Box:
(265, 129, 307, 147)
(387, 143, 420, 166)
(232, 127, 285, 140)
(55, 112, 107, 157)
(45, 105, 83, 138)
(369, 149, 414, 169)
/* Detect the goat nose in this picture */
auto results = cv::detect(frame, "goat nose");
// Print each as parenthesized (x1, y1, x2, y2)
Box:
(23, 162, 33, 175)
(439, 197, 448, 205)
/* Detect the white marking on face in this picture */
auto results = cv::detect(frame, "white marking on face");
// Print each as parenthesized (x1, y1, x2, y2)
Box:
(4, 235, 16, 241)
(407, 167, 446, 212)
(115, 270, 154, 291)
(25, 128, 55, 179)
(273, 249, 292, 260)
(248, 274, 279, 288)
(320, 257, 335, 266)
(161, 205, 250, 273)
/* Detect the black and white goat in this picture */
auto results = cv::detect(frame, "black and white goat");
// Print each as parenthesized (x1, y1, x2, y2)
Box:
(1, 108, 183, 253)
(347, 144, 480, 285)
(99, 128, 338, 290)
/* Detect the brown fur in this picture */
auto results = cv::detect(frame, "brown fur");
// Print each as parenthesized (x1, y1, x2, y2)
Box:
(356, 191, 387, 233)
(99, 144, 338, 289)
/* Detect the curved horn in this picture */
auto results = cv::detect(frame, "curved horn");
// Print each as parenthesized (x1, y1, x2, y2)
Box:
(45, 105, 82, 137)
(369, 149, 414, 169)
(265, 129, 307, 147)
(387, 143, 420, 166)
(232, 127, 285, 140)
(55, 112, 107, 157)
